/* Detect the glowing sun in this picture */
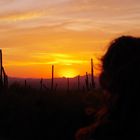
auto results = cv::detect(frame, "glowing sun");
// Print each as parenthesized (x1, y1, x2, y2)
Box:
(59, 69, 78, 78)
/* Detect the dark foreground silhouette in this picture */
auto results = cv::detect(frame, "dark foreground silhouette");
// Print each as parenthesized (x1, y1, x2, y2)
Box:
(0, 87, 103, 140)
(76, 36, 140, 140)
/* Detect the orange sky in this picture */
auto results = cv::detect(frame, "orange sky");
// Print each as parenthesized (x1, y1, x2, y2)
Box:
(0, 0, 140, 78)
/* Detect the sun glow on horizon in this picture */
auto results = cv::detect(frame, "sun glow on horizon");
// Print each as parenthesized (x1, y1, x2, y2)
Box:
(59, 69, 78, 78)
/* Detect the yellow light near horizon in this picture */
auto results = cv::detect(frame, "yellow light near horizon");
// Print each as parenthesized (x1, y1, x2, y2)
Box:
(59, 69, 78, 78)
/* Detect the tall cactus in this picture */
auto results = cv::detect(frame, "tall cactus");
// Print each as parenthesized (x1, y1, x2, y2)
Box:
(51, 65, 54, 91)
(78, 75, 80, 91)
(0, 50, 8, 89)
(91, 58, 95, 89)
(0, 50, 2, 88)
(2, 67, 8, 89)
(85, 72, 89, 91)
(54, 83, 58, 92)
(67, 78, 69, 93)
(40, 78, 43, 91)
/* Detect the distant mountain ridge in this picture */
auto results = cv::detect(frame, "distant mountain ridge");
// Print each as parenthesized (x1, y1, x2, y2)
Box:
(8, 75, 99, 90)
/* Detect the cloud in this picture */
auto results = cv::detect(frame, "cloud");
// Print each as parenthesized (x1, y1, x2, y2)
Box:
(4, 51, 88, 67)
(1, 0, 140, 33)
(0, 11, 45, 23)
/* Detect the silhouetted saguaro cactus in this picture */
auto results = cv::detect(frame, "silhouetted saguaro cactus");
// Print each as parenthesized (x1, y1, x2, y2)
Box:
(67, 78, 69, 93)
(51, 65, 54, 91)
(0, 50, 2, 88)
(2, 67, 8, 89)
(54, 83, 58, 92)
(78, 75, 80, 91)
(91, 58, 95, 89)
(85, 72, 89, 91)
(83, 85, 85, 93)
(40, 78, 43, 90)
(0, 50, 8, 90)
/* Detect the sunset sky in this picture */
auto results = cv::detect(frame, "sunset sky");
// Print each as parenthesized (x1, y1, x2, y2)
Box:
(0, 0, 140, 78)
